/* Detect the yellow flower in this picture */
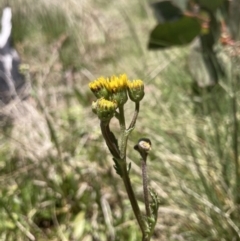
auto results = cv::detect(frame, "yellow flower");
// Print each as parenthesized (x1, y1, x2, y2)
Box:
(98, 98, 117, 109)
(104, 74, 128, 93)
(101, 74, 128, 106)
(127, 79, 143, 89)
(89, 74, 145, 106)
(95, 98, 117, 121)
(127, 79, 144, 102)
(89, 77, 109, 99)
(89, 77, 105, 91)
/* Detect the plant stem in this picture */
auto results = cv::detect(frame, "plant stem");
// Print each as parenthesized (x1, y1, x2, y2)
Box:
(142, 158, 151, 218)
(121, 162, 146, 235)
(118, 104, 148, 239)
(231, 79, 240, 204)
(128, 102, 140, 130)
(118, 105, 127, 159)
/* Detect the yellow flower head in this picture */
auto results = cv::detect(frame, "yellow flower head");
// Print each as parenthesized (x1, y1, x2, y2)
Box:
(89, 77, 109, 99)
(100, 74, 128, 106)
(127, 79, 144, 89)
(98, 98, 117, 110)
(89, 74, 145, 106)
(127, 79, 144, 102)
(89, 76, 105, 91)
(104, 74, 128, 93)
(95, 98, 117, 121)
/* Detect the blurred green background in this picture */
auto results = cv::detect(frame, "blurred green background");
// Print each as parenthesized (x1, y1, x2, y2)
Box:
(0, 0, 240, 240)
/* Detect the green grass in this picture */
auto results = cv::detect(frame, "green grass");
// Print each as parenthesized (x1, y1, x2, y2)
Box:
(0, 0, 240, 240)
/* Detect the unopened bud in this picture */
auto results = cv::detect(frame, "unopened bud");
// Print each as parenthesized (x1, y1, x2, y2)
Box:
(134, 138, 152, 154)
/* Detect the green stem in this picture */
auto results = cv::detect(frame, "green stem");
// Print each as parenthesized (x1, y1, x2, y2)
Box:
(142, 158, 151, 218)
(119, 105, 127, 159)
(120, 162, 146, 236)
(128, 102, 140, 130)
(118, 104, 148, 239)
(231, 81, 240, 204)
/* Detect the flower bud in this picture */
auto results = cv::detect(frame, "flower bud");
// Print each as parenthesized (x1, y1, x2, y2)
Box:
(127, 79, 144, 102)
(104, 74, 128, 106)
(96, 98, 117, 122)
(110, 90, 128, 106)
(134, 138, 151, 153)
(89, 77, 109, 99)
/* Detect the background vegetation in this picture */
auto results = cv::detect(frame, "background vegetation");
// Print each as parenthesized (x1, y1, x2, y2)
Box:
(0, 0, 239, 240)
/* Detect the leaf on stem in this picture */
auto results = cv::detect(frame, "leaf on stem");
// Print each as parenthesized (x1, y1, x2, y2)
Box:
(149, 189, 160, 224)
(113, 157, 123, 177)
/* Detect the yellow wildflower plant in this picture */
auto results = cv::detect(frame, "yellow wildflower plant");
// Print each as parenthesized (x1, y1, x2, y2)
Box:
(89, 74, 158, 240)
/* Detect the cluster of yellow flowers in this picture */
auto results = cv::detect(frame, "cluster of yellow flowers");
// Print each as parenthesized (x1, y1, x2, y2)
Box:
(89, 74, 144, 121)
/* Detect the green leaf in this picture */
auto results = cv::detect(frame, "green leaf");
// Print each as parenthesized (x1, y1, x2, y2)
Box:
(148, 16, 201, 49)
(196, 0, 225, 11)
(148, 189, 160, 237)
(151, 0, 183, 23)
(113, 158, 123, 177)
(149, 189, 160, 220)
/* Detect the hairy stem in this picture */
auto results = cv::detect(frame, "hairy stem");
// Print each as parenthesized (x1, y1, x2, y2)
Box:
(231, 79, 240, 204)
(142, 158, 151, 218)
(128, 102, 140, 130)
(121, 162, 146, 235)
(119, 105, 127, 159)
(118, 104, 148, 239)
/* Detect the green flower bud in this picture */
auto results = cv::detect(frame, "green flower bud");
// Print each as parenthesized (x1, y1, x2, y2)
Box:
(96, 98, 117, 122)
(110, 90, 128, 106)
(127, 79, 144, 102)
(104, 74, 128, 106)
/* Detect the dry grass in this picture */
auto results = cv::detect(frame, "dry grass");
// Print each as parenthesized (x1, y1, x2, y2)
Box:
(0, 0, 240, 241)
